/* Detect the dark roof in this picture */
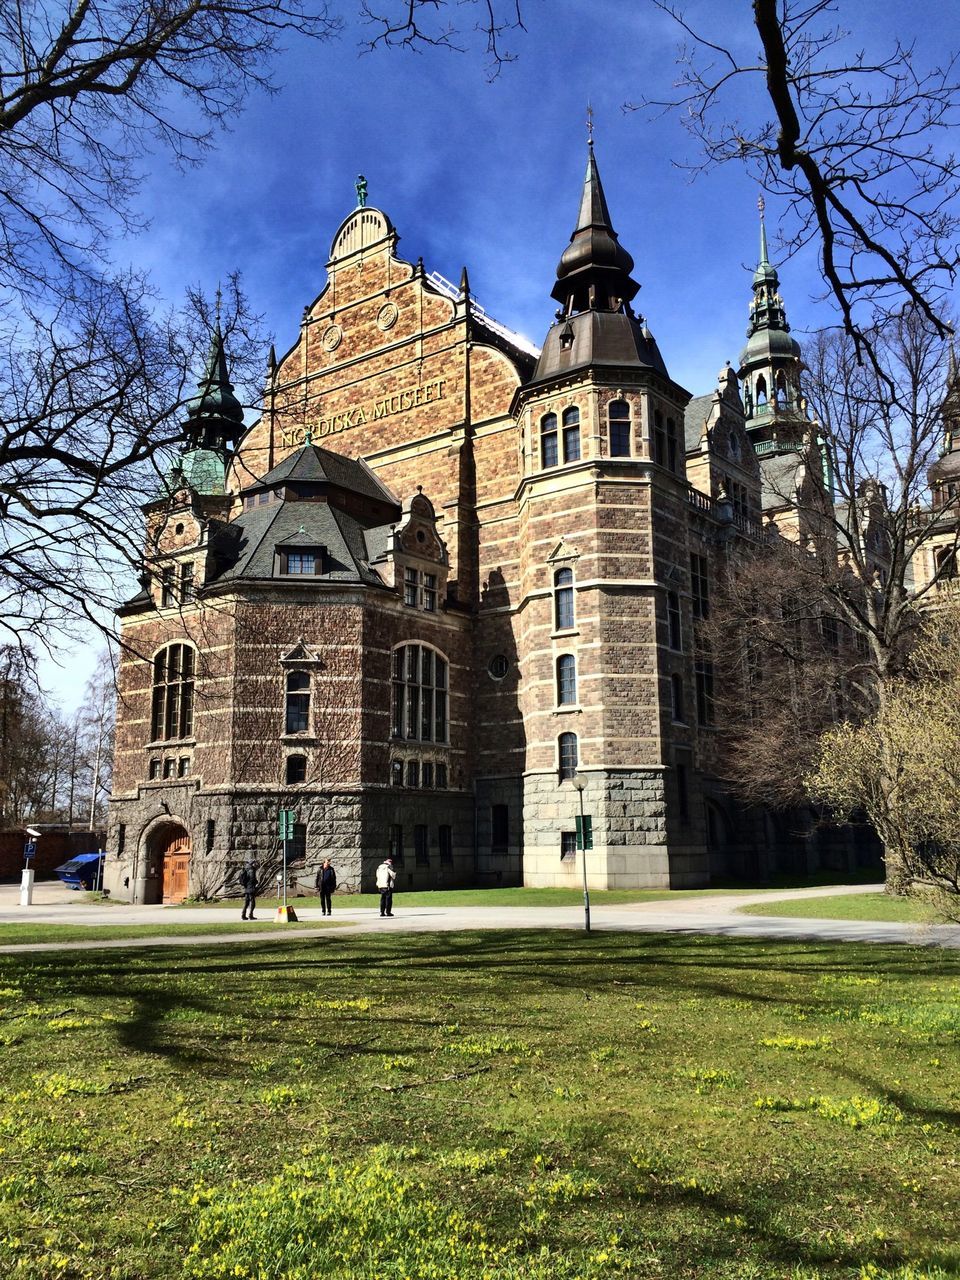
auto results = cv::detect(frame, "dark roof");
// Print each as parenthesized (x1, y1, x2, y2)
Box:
(208, 498, 387, 588)
(684, 394, 715, 451)
(244, 443, 398, 505)
(530, 309, 668, 385)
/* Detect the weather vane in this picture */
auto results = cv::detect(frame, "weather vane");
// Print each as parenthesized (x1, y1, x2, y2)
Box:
(356, 174, 368, 208)
(215, 283, 222, 325)
(758, 193, 765, 217)
(586, 102, 594, 144)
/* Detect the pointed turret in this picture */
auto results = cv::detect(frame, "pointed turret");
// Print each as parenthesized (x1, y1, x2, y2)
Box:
(737, 197, 804, 447)
(531, 142, 667, 384)
(184, 323, 245, 453)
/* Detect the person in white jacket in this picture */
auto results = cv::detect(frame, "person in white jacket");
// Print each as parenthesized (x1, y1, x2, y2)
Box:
(375, 857, 396, 917)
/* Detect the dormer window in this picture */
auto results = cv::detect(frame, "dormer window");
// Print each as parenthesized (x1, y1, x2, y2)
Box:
(278, 546, 326, 576)
(403, 567, 438, 612)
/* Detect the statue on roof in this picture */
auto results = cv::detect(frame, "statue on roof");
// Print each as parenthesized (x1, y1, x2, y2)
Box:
(356, 174, 368, 208)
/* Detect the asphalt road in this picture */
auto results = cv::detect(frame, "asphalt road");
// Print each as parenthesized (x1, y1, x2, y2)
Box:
(1, 881, 958, 952)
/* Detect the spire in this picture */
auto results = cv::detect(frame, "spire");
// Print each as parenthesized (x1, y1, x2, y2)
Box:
(184, 322, 244, 453)
(459, 264, 470, 297)
(550, 142, 639, 314)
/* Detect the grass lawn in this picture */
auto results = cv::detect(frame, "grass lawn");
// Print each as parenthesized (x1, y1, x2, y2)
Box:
(0, 920, 341, 945)
(0, 933, 958, 1279)
(739, 893, 943, 924)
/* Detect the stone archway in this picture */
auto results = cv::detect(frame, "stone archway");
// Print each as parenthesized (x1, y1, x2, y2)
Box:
(140, 822, 192, 904)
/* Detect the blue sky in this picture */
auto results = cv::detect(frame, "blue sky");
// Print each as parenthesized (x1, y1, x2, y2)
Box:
(45, 0, 960, 706)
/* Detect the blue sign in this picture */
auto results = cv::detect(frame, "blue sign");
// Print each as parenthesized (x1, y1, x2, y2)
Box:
(24, 841, 36, 859)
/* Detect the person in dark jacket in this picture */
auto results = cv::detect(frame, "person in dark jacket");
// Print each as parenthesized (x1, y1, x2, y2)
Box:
(239, 860, 258, 920)
(316, 859, 337, 915)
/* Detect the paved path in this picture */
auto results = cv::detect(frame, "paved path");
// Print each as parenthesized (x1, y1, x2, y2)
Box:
(1, 881, 958, 952)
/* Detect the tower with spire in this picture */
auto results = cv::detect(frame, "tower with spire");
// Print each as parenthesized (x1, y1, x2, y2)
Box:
(169, 322, 245, 497)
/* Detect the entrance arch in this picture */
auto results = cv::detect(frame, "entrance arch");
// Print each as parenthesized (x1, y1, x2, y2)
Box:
(141, 822, 192, 904)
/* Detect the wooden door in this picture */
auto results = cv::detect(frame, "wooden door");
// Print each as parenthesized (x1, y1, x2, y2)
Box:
(161, 834, 191, 904)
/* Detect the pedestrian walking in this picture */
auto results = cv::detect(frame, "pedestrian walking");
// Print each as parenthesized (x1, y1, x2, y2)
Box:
(239, 860, 258, 920)
(375, 857, 396, 917)
(316, 859, 337, 915)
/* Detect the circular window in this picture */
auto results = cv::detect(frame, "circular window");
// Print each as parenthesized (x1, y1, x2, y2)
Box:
(377, 302, 399, 331)
(488, 655, 509, 680)
(174, 522, 185, 535)
(322, 324, 343, 352)
(416, 530, 426, 543)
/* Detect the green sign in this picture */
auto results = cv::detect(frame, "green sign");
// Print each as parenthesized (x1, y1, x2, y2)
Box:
(278, 809, 296, 841)
(575, 814, 593, 851)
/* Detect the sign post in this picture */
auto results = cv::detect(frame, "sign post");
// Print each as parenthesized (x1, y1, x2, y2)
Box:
(275, 810, 298, 923)
(20, 833, 38, 907)
(572, 777, 592, 933)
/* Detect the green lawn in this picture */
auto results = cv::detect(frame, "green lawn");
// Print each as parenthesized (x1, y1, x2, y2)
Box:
(739, 892, 942, 923)
(0, 932, 958, 1279)
(0, 919, 341, 945)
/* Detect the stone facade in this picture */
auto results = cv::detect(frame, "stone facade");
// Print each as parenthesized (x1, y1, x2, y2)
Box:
(106, 144, 857, 904)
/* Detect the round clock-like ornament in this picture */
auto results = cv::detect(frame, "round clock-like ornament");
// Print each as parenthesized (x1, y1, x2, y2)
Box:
(322, 324, 343, 352)
(377, 302, 399, 332)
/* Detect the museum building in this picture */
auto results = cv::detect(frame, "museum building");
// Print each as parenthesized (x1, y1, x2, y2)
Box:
(105, 143, 831, 903)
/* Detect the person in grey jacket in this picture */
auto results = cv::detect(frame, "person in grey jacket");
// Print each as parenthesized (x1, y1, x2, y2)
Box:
(375, 857, 396, 917)
(239, 861, 258, 920)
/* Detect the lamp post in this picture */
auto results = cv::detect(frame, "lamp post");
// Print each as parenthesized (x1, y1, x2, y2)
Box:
(571, 775, 590, 933)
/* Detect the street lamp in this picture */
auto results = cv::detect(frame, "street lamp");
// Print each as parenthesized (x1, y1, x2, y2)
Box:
(571, 774, 590, 933)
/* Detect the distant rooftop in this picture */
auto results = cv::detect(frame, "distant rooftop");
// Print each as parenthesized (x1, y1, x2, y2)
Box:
(426, 270, 541, 359)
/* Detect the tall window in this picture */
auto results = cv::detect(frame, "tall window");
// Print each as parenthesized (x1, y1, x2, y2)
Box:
(151, 644, 195, 741)
(285, 754, 307, 784)
(414, 824, 429, 866)
(179, 561, 195, 604)
(690, 554, 710, 620)
(554, 567, 575, 630)
(695, 660, 715, 727)
(562, 406, 581, 462)
(561, 831, 577, 861)
(667, 416, 678, 473)
(389, 824, 404, 865)
(160, 565, 175, 607)
(540, 412, 558, 468)
(491, 804, 509, 851)
(285, 671, 310, 734)
(439, 825, 453, 865)
(670, 673, 685, 723)
(557, 654, 577, 705)
(392, 645, 448, 743)
(608, 399, 631, 456)
(559, 732, 578, 780)
(667, 590, 682, 650)
(652, 409, 667, 466)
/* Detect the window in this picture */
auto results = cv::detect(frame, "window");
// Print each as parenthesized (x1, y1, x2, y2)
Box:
(389, 824, 404, 866)
(163, 758, 175, 778)
(756, 375, 768, 406)
(652, 409, 667, 467)
(540, 412, 558, 468)
(151, 644, 195, 741)
(559, 732, 578, 780)
(557, 654, 577, 705)
(205, 819, 215, 854)
(177, 756, 191, 777)
(403, 568, 438, 612)
(414, 824, 429, 866)
(286, 754, 307, 784)
(391, 759, 403, 787)
(285, 671, 310, 735)
(179, 561, 195, 604)
(117, 823, 126, 856)
(289, 822, 307, 866)
(406, 759, 420, 788)
(281, 548, 324, 575)
(609, 399, 631, 457)
(435, 762, 448, 789)
(671, 673, 685, 723)
(392, 645, 448, 743)
(821, 615, 840, 653)
(422, 761, 434, 789)
(489, 654, 509, 679)
(160, 565, 175, 607)
(149, 758, 161, 779)
(690, 554, 710, 620)
(561, 831, 577, 861)
(667, 590, 682, 650)
(667, 417, 678, 473)
(439, 825, 453, 865)
(554, 567, 575, 631)
(695, 660, 715, 727)
(562, 406, 581, 462)
(491, 804, 509, 851)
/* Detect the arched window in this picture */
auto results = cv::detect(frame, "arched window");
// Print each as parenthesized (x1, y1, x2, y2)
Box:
(775, 370, 787, 407)
(285, 671, 310, 734)
(670, 673, 685, 723)
(756, 375, 768, 406)
(608, 399, 631, 456)
(554, 567, 575, 630)
(151, 644, 195, 741)
(285, 754, 307, 784)
(392, 644, 448, 743)
(562, 406, 581, 462)
(540, 413, 558, 468)
(557, 654, 577, 705)
(558, 732, 579, 780)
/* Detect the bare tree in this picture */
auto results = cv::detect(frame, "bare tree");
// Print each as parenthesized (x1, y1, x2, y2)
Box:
(643, 0, 960, 364)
